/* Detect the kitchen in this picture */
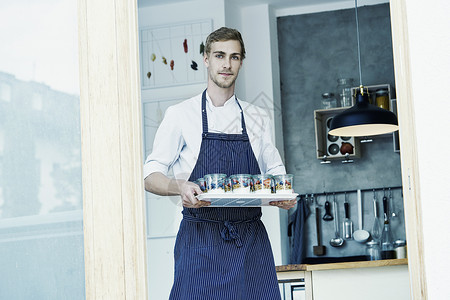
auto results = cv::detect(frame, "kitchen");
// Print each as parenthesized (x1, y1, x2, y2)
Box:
(1, 0, 448, 298)
(137, 0, 447, 299)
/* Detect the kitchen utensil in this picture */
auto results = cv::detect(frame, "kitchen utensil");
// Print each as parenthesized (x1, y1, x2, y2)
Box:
(389, 188, 400, 228)
(371, 190, 382, 240)
(323, 195, 333, 221)
(381, 194, 395, 259)
(382, 189, 389, 221)
(330, 194, 344, 247)
(353, 189, 370, 243)
(313, 207, 326, 256)
(343, 193, 353, 240)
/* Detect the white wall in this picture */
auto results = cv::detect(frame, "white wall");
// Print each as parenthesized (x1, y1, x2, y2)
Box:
(403, 0, 450, 298)
(138, 0, 226, 102)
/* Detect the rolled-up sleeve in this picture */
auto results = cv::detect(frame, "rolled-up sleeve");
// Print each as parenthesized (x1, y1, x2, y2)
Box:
(143, 106, 184, 179)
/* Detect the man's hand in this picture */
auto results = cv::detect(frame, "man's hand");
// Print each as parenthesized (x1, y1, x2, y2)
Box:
(145, 172, 210, 208)
(179, 181, 210, 208)
(269, 199, 297, 210)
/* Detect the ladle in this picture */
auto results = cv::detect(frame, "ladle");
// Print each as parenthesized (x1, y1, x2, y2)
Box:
(389, 188, 400, 228)
(353, 189, 370, 243)
(330, 194, 344, 247)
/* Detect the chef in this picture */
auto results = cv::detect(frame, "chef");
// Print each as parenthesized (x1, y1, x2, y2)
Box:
(144, 27, 296, 300)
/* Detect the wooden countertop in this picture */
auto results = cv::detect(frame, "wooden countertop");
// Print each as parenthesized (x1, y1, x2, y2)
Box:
(276, 258, 408, 272)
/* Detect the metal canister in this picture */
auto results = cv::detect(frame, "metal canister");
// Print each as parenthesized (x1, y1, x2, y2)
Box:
(394, 240, 407, 259)
(375, 89, 390, 110)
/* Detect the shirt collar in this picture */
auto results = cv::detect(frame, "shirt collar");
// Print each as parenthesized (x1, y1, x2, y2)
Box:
(205, 92, 236, 111)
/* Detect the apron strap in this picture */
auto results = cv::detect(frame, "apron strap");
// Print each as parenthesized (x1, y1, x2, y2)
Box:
(182, 213, 261, 247)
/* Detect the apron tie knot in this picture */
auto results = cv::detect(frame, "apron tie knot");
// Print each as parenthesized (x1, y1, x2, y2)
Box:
(220, 220, 243, 247)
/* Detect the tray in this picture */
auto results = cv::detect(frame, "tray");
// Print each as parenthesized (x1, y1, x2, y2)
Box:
(196, 193, 299, 207)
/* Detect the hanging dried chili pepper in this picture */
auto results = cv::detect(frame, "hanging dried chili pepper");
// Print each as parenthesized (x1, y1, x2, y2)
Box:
(151, 53, 156, 62)
(170, 60, 174, 70)
(183, 39, 188, 53)
(162, 56, 167, 65)
(190, 60, 198, 71)
(146, 71, 151, 79)
(199, 42, 205, 55)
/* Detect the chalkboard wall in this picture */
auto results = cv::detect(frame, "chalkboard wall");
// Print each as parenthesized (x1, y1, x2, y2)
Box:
(277, 4, 406, 261)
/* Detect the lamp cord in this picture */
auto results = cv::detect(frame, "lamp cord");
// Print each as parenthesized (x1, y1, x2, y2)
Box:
(354, 0, 363, 88)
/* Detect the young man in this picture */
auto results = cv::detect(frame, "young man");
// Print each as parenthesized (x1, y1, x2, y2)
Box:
(144, 27, 296, 300)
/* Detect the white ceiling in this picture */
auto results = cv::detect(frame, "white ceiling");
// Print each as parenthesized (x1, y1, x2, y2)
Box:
(138, 0, 346, 9)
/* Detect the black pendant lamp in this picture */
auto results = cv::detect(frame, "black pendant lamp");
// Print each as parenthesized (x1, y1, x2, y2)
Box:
(329, 0, 399, 137)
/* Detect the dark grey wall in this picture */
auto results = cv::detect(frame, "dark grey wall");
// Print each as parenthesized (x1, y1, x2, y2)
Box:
(277, 4, 406, 260)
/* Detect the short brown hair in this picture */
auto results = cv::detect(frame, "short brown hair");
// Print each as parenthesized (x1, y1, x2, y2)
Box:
(204, 27, 246, 59)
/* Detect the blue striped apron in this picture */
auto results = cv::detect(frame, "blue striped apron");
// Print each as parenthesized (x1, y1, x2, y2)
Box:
(169, 90, 281, 300)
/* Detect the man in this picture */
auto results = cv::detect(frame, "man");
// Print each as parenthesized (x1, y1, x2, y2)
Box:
(144, 27, 296, 300)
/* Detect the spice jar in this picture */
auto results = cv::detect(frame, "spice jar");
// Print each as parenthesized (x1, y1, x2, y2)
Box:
(336, 78, 354, 107)
(375, 89, 390, 110)
(321, 93, 337, 109)
(366, 240, 381, 261)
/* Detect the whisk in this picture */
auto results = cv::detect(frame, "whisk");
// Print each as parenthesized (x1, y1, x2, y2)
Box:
(371, 189, 382, 240)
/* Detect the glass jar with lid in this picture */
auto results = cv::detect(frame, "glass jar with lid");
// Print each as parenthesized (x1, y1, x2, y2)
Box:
(366, 240, 381, 261)
(321, 92, 337, 109)
(336, 78, 354, 107)
(375, 89, 390, 110)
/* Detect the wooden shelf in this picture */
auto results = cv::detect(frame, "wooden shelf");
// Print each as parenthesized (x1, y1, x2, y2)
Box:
(314, 107, 361, 161)
(276, 258, 408, 272)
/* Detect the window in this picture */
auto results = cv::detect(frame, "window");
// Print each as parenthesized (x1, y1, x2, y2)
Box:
(0, 0, 85, 298)
(32, 92, 43, 111)
(0, 82, 11, 102)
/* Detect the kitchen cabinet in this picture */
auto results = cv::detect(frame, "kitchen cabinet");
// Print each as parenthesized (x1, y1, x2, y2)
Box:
(277, 259, 409, 300)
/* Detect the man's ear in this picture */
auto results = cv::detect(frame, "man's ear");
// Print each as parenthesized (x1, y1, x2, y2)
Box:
(203, 53, 209, 67)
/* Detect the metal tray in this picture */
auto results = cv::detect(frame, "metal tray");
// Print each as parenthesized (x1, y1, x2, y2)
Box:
(196, 193, 298, 207)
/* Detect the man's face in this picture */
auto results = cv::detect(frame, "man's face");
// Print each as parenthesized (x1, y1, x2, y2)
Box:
(204, 40, 243, 89)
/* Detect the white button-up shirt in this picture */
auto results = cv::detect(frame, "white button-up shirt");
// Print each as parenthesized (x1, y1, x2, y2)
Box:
(144, 92, 286, 180)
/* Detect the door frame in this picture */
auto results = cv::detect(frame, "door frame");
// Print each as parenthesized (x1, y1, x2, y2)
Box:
(78, 0, 148, 298)
(389, 0, 427, 298)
